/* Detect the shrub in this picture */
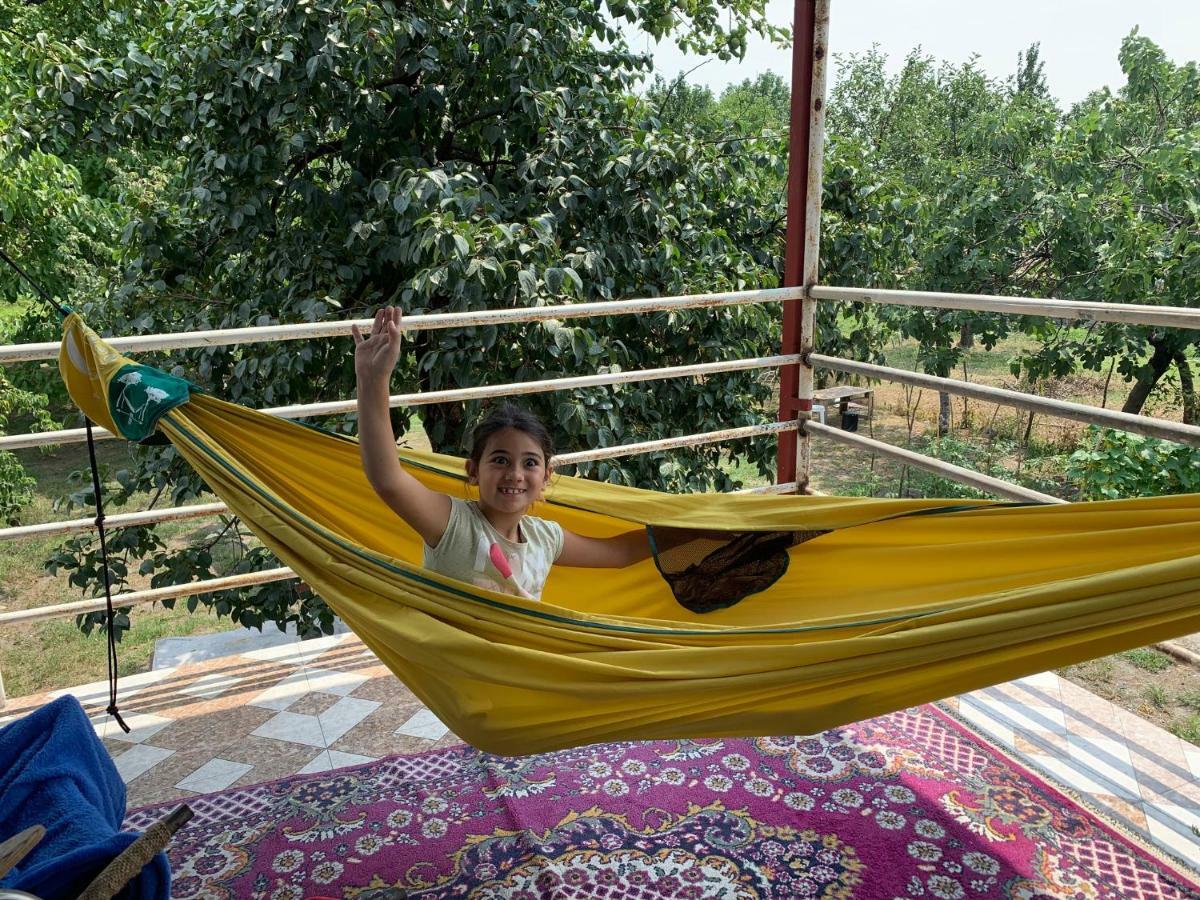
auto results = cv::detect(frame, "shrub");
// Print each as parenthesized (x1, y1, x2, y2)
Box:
(1068, 427, 1200, 500)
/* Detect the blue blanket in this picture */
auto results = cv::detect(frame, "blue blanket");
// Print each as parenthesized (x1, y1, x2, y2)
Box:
(0, 695, 170, 899)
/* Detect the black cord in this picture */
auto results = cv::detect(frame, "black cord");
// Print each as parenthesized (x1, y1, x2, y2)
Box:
(1, 245, 129, 730)
(0, 246, 69, 317)
(85, 421, 131, 733)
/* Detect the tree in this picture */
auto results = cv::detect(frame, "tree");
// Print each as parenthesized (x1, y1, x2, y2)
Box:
(1011, 34, 1200, 421)
(651, 66, 920, 387)
(1016, 43, 1049, 99)
(828, 48, 1062, 432)
(828, 34, 1199, 429)
(7, 0, 791, 638)
(1, 1, 162, 527)
(645, 74, 715, 130)
(713, 71, 790, 136)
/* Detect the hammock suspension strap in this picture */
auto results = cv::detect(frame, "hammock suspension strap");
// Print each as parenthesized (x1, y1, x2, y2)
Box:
(1, 248, 129, 731)
(84, 421, 130, 733)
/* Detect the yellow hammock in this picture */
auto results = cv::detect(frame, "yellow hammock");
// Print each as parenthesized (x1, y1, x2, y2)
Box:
(60, 314, 1200, 755)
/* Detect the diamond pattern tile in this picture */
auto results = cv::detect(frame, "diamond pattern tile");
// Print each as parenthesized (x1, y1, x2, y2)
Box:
(297, 749, 378, 775)
(93, 711, 174, 745)
(113, 744, 175, 783)
(175, 757, 254, 793)
(395, 707, 450, 741)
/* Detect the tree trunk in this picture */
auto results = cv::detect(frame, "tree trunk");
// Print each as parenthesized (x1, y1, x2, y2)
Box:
(940, 329, 974, 433)
(1175, 352, 1197, 425)
(408, 304, 471, 455)
(421, 401, 469, 455)
(1121, 337, 1174, 416)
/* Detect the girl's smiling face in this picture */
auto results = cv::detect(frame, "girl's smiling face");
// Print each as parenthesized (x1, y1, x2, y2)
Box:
(468, 427, 549, 513)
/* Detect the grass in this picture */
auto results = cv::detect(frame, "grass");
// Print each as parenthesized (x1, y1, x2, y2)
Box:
(1119, 648, 1174, 673)
(1170, 716, 1200, 744)
(721, 452, 771, 489)
(0, 442, 215, 608)
(1144, 684, 1169, 709)
(1057, 657, 1114, 686)
(4, 605, 227, 699)
(1180, 690, 1200, 712)
(0, 442, 248, 698)
(881, 333, 1044, 380)
(869, 329, 1156, 456)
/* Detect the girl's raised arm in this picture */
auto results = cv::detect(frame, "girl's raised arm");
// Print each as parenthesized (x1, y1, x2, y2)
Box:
(353, 307, 451, 547)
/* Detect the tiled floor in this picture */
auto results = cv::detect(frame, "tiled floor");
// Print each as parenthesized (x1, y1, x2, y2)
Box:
(2, 632, 460, 809)
(945, 671, 1200, 865)
(3, 629, 1200, 869)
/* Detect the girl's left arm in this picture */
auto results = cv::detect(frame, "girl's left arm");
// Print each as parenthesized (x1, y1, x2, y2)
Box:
(557, 529, 652, 568)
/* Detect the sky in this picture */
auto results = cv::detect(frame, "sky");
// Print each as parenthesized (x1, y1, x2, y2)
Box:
(629, 0, 1200, 108)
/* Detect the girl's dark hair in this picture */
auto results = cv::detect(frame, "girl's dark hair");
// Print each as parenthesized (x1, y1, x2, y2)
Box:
(467, 404, 555, 468)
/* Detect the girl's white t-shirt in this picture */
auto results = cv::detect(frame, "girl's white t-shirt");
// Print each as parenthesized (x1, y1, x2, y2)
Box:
(423, 498, 564, 599)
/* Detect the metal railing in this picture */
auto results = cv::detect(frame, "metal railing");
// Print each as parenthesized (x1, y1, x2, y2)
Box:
(3, 287, 1197, 631)
(0, 287, 804, 364)
(0, 351, 801, 451)
(813, 286, 1200, 330)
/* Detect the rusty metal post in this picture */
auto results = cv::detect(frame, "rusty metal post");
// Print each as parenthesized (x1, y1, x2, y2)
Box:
(778, 0, 830, 491)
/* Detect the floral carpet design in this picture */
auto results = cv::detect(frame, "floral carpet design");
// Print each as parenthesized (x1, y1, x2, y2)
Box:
(126, 704, 1200, 899)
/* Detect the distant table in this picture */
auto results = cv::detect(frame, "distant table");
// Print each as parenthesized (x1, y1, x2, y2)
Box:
(813, 385, 874, 423)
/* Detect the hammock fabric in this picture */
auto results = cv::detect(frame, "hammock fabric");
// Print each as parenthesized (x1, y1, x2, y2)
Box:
(60, 314, 1200, 756)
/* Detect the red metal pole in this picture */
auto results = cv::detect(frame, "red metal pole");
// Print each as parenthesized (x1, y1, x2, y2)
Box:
(777, 0, 817, 485)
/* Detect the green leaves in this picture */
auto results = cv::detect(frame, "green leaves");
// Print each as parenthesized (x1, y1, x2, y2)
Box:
(1068, 427, 1200, 500)
(4, 0, 787, 640)
(0, 451, 35, 527)
(517, 268, 537, 297)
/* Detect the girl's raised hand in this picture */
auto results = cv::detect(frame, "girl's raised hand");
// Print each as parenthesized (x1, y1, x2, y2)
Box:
(352, 306, 404, 384)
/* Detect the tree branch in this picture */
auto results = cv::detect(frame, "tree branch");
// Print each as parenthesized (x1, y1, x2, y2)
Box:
(270, 135, 346, 216)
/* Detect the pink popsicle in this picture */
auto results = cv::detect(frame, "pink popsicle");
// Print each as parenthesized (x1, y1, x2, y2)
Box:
(489, 542, 514, 579)
(489, 542, 534, 599)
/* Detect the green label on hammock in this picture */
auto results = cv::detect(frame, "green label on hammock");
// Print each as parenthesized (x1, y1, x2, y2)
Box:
(108, 363, 191, 442)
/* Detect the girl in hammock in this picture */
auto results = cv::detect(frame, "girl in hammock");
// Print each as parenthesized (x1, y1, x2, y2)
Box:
(354, 306, 661, 600)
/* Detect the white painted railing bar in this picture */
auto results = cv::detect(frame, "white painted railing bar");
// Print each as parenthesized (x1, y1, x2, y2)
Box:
(812, 285, 1200, 331)
(0, 288, 803, 364)
(804, 419, 1066, 504)
(0, 568, 296, 626)
(0, 354, 799, 451)
(556, 421, 798, 465)
(812, 354, 1200, 447)
(0, 502, 229, 542)
(736, 481, 800, 494)
(268, 354, 798, 418)
(793, 0, 831, 493)
(2, 422, 798, 625)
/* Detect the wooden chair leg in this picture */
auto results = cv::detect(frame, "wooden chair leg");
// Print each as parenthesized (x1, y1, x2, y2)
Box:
(76, 805, 193, 900)
(0, 824, 44, 880)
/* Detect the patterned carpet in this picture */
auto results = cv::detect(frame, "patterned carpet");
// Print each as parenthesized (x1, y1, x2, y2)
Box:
(126, 703, 1200, 899)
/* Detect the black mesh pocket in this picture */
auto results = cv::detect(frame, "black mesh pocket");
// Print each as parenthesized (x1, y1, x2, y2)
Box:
(652, 529, 827, 613)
